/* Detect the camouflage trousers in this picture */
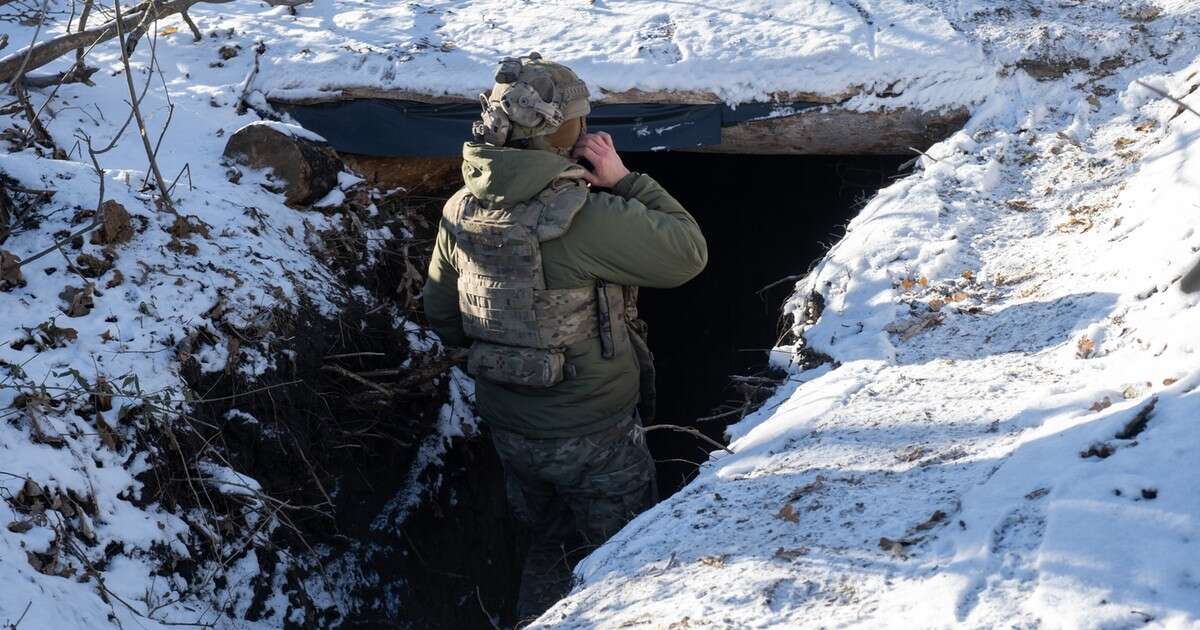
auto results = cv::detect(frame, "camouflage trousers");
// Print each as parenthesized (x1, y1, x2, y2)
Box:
(490, 412, 658, 624)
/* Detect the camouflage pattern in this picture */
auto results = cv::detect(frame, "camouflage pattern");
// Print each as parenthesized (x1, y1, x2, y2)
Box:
(467, 342, 567, 388)
(490, 412, 657, 622)
(424, 144, 708, 438)
(474, 53, 591, 147)
(446, 164, 629, 387)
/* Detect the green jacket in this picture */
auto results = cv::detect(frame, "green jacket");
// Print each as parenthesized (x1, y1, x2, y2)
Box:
(423, 143, 708, 438)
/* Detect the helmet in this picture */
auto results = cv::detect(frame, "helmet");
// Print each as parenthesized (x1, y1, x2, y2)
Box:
(473, 52, 591, 148)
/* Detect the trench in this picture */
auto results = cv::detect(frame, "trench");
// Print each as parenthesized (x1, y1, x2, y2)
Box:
(183, 151, 906, 629)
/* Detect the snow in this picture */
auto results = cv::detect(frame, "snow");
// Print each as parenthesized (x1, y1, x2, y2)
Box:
(0, 0, 1198, 627)
(234, 119, 328, 143)
(240, 0, 994, 110)
(540, 2, 1200, 628)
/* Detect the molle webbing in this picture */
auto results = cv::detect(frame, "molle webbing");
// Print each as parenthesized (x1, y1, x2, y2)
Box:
(449, 184, 619, 350)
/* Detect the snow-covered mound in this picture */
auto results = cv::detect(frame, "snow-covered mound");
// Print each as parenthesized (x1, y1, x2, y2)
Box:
(0, 1, 465, 627)
(540, 2, 1200, 628)
(245, 0, 992, 109)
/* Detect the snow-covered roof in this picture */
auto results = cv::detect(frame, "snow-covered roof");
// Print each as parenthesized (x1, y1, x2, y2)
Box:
(248, 0, 995, 110)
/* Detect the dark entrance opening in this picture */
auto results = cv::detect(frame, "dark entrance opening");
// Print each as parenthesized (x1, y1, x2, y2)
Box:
(619, 152, 908, 495)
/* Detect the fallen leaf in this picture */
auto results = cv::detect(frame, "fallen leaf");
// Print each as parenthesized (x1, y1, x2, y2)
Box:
(1024, 487, 1050, 500)
(59, 284, 95, 317)
(1080, 442, 1115, 459)
(914, 510, 947, 531)
(1076, 336, 1096, 359)
(897, 445, 927, 463)
(6, 520, 33, 533)
(75, 252, 112, 278)
(1163, 378, 1178, 386)
(159, 25, 179, 35)
(774, 547, 810, 560)
(0, 249, 23, 287)
(785, 475, 826, 501)
(105, 269, 124, 289)
(878, 536, 920, 559)
(961, 270, 975, 282)
(91, 200, 133, 245)
(776, 504, 800, 524)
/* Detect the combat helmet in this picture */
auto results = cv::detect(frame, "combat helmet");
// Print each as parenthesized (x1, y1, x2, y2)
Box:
(473, 53, 591, 150)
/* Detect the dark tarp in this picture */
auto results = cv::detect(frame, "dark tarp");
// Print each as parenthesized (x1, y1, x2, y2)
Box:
(277, 99, 821, 157)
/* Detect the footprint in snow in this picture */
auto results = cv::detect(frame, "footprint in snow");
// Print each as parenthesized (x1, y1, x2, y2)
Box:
(636, 14, 682, 64)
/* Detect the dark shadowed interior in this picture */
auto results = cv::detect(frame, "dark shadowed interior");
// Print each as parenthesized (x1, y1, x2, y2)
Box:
(619, 152, 908, 495)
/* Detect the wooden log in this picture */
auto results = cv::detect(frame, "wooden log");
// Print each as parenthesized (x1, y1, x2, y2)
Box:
(703, 105, 971, 155)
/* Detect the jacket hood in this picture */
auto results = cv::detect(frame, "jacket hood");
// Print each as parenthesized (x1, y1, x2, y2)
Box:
(461, 142, 577, 206)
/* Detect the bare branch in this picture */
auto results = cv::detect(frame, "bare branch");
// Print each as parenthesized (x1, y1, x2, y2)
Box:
(22, 65, 98, 88)
(0, 0, 236, 84)
(113, 0, 174, 212)
(179, 10, 201, 41)
(74, 0, 94, 63)
(1136, 79, 1200, 120)
(643, 423, 735, 454)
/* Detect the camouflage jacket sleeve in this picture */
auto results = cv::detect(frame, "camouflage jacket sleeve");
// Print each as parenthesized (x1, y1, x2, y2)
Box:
(562, 173, 708, 288)
(422, 214, 469, 348)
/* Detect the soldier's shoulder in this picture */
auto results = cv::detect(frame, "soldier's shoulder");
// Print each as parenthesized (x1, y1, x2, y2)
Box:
(583, 188, 642, 210)
(441, 187, 472, 220)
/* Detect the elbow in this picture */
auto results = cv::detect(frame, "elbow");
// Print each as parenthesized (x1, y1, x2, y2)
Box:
(660, 240, 709, 288)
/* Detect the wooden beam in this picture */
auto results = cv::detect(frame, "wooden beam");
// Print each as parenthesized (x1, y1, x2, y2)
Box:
(702, 106, 970, 155)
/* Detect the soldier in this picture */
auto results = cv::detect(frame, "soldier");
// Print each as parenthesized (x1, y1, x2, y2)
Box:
(422, 53, 708, 624)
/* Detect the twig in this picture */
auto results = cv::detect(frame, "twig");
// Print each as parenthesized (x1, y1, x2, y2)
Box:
(756, 274, 804, 296)
(75, 0, 94, 63)
(21, 66, 99, 88)
(908, 146, 939, 162)
(694, 403, 751, 424)
(6, 0, 54, 148)
(10, 601, 31, 629)
(476, 587, 502, 630)
(1136, 79, 1200, 120)
(235, 41, 265, 115)
(320, 364, 395, 396)
(166, 162, 192, 195)
(323, 351, 386, 360)
(643, 424, 735, 454)
(4, 0, 50, 92)
(113, 0, 173, 212)
(15, 215, 101, 268)
(179, 10, 201, 41)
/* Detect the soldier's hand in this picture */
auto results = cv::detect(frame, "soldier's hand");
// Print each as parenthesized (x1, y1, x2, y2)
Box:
(573, 132, 630, 189)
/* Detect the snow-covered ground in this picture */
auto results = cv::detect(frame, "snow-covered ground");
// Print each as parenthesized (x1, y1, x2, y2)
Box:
(246, 0, 993, 109)
(541, 2, 1200, 628)
(0, 0, 1198, 628)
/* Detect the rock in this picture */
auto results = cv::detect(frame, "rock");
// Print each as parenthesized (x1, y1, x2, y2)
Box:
(222, 121, 341, 207)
